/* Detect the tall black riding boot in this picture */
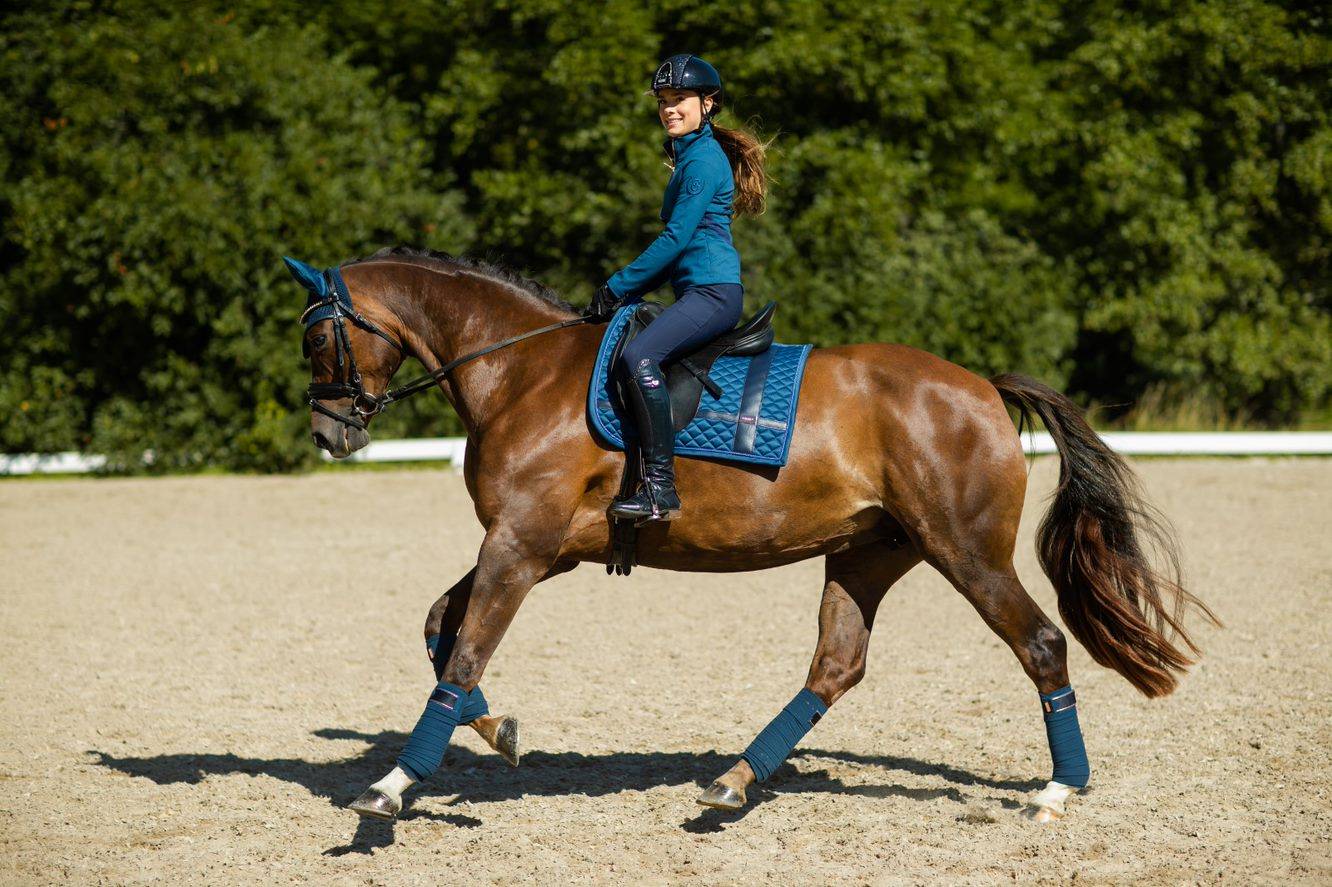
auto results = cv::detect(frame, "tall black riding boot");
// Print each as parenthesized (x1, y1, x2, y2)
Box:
(609, 357, 682, 522)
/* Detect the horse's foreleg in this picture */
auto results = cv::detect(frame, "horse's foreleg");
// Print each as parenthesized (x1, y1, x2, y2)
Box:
(698, 543, 919, 811)
(417, 558, 575, 772)
(421, 568, 520, 766)
(350, 529, 560, 820)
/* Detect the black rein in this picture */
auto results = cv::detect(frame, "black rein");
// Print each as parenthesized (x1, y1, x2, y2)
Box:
(302, 292, 593, 431)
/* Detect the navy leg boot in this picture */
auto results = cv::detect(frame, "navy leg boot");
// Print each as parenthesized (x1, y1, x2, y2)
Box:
(610, 358, 682, 522)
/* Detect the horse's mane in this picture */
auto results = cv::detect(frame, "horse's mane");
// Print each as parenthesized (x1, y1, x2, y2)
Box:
(351, 246, 577, 313)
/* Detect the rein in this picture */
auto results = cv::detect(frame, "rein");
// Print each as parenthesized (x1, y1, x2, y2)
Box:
(301, 269, 593, 430)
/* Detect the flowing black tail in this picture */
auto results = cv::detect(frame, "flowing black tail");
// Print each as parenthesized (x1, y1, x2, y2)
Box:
(991, 374, 1219, 697)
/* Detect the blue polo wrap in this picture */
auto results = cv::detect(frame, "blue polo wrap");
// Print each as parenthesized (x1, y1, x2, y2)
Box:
(426, 634, 489, 724)
(741, 688, 828, 782)
(1041, 685, 1090, 788)
(398, 680, 484, 782)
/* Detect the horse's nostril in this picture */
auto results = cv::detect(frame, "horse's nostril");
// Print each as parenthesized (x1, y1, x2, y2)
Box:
(312, 430, 333, 451)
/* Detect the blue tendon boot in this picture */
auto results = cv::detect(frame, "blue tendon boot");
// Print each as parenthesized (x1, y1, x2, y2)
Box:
(1029, 685, 1091, 823)
(609, 358, 682, 522)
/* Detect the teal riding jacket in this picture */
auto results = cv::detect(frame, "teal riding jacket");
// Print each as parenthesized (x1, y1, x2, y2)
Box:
(606, 121, 743, 300)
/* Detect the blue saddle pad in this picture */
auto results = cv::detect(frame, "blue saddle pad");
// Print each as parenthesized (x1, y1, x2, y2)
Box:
(587, 304, 813, 467)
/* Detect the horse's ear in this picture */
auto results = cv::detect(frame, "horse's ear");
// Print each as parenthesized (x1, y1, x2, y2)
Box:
(282, 256, 328, 297)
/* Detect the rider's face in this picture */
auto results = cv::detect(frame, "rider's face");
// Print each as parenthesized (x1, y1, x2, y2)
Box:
(657, 89, 713, 138)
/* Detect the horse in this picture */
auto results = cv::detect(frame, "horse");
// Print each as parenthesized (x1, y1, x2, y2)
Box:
(289, 246, 1216, 824)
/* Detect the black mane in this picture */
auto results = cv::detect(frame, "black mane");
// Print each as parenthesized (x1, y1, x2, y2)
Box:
(352, 246, 576, 313)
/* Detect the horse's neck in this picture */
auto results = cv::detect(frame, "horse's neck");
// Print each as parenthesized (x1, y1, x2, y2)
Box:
(391, 263, 577, 435)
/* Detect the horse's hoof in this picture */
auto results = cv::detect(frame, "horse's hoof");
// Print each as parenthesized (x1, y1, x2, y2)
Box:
(494, 716, 520, 767)
(1024, 780, 1077, 825)
(696, 780, 746, 811)
(1030, 805, 1061, 825)
(349, 788, 401, 821)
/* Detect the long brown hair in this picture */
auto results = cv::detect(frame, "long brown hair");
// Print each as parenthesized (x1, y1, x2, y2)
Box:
(711, 120, 772, 216)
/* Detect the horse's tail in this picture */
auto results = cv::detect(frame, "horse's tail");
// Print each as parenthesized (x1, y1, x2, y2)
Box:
(990, 373, 1219, 697)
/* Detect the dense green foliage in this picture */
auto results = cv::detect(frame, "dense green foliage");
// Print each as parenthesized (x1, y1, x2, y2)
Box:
(2, 1, 1328, 470)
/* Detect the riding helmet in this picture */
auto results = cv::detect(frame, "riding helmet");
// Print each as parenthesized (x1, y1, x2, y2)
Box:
(647, 53, 724, 119)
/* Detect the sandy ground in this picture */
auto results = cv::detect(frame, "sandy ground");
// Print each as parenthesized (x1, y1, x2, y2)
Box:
(0, 458, 1329, 885)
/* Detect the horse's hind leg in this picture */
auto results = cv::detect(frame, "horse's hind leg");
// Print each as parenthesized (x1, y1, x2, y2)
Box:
(698, 541, 920, 810)
(921, 519, 1089, 823)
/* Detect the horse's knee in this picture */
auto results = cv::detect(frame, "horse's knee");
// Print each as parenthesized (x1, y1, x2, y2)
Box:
(443, 646, 484, 690)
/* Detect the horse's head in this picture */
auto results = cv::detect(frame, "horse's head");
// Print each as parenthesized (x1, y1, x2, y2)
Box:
(283, 257, 406, 459)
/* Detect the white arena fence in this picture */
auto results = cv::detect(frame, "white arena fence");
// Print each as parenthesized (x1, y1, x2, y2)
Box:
(1, 432, 1330, 476)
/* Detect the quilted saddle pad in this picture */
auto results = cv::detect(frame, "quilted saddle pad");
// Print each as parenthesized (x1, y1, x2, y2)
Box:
(587, 304, 813, 467)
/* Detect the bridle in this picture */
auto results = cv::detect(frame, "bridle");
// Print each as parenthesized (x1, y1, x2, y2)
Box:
(300, 264, 592, 431)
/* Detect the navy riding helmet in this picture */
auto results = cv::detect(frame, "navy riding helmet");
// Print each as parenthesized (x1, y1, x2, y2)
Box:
(648, 54, 724, 123)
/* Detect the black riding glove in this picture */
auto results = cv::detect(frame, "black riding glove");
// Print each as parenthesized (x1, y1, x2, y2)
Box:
(583, 283, 621, 321)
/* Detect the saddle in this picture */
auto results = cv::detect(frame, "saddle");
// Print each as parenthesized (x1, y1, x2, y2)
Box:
(609, 300, 777, 432)
(603, 300, 779, 577)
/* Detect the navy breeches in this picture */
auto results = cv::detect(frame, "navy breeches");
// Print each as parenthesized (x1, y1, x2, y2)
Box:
(619, 284, 744, 372)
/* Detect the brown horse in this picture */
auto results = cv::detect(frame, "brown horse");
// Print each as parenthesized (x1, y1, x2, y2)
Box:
(297, 247, 1215, 823)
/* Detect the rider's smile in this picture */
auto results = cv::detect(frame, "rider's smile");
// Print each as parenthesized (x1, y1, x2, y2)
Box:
(656, 87, 714, 137)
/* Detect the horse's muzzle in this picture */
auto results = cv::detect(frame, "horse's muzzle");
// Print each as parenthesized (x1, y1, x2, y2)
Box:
(311, 410, 370, 458)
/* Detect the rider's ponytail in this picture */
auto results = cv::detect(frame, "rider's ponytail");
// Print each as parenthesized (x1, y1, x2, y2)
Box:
(711, 122, 772, 216)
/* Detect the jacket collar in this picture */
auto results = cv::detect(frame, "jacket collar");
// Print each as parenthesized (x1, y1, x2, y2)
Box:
(663, 120, 713, 164)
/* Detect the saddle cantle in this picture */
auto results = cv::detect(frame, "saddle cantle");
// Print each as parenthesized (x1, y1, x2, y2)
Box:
(609, 301, 777, 433)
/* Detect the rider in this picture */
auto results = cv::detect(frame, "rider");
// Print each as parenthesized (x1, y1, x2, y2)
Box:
(588, 53, 770, 522)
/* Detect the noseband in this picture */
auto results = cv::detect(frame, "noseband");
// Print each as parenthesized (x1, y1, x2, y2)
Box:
(299, 263, 592, 432)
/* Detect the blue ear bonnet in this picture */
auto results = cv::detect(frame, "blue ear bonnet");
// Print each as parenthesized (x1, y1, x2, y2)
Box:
(283, 256, 352, 329)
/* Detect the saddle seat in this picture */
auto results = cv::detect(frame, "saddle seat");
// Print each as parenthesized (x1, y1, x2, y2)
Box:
(609, 300, 777, 433)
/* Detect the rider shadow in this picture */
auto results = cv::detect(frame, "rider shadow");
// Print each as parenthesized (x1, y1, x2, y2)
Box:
(90, 728, 1043, 848)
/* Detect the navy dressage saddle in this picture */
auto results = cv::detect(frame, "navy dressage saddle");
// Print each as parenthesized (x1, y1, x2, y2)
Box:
(609, 300, 777, 432)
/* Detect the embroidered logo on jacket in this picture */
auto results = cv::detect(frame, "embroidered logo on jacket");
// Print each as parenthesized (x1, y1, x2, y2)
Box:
(685, 175, 704, 195)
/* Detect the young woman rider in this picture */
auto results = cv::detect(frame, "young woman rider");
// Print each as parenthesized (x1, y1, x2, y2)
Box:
(587, 53, 770, 522)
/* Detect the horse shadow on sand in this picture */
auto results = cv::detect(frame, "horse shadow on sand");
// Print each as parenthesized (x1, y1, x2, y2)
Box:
(91, 728, 1042, 854)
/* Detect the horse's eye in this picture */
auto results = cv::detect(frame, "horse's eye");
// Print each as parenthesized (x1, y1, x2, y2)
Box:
(312, 334, 328, 349)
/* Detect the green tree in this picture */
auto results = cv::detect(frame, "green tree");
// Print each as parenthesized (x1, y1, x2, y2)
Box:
(3, 0, 1328, 474)
(0, 1, 469, 470)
